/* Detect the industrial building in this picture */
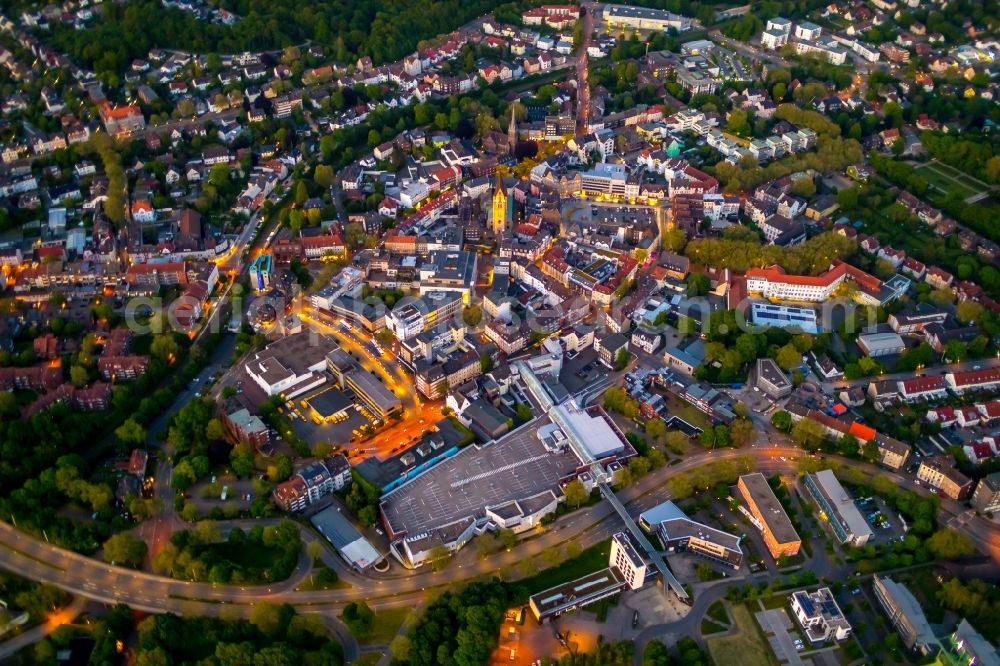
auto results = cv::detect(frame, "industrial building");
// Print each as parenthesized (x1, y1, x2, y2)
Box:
(245, 332, 335, 399)
(602, 3, 692, 32)
(857, 330, 906, 358)
(941, 620, 1000, 666)
(310, 503, 383, 571)
(249, 252, 272, 293)
(737, 473, 801, 559)
(639, 500, 743, 569)
(385, 292, 463, 341)
(803, 469, 874, 547)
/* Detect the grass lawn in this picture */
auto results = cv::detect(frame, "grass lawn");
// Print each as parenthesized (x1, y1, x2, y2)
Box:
(358, 607, 413, 645)
(760, 594, 789, 610)
(706, 604, 780, 666)
(352, 653, 382, 666)
(664, 395, 710, 430)
(515, 539, 611, 597)
(701, 618, 728, 635)
(706, 600, 729, 625)
(914, 162, 979, 198)
(209, 541, 283, 570)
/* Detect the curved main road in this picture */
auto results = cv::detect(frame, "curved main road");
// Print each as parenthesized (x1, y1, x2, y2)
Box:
(1, 446, 997, 622)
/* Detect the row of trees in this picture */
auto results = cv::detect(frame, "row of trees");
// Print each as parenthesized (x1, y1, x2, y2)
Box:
(130, 603, 341, 665)
(685, 229, 857, 276)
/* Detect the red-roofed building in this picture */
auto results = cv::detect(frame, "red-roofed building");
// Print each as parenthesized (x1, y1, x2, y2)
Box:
(947, 367, 1000, 394)
(925, 266, 953, 289)
(33, 333, 59, 360)
(926, 406, 957, 428)
(99, 102, 145, 138)
(128, 449, 149, 476)
(901, 257, 926, 279)
(957, 406, 983, 428)
(745, 260, 884, 304)
(125, 262, 188, 291)
(98, 355, 150, 380)
(978, 400, 1000, 423)
(898, 375, 948, 402)
(384, 234, 418, 255)
(965, 440, 998, 465)
(848, 422, 877, 442)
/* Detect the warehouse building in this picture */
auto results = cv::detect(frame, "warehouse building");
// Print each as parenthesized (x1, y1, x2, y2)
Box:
(602, 3, 692, 32)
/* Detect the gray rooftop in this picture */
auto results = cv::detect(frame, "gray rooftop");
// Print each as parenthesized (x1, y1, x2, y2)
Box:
(380, 418, 580, 537)
(739, 473, 801, 545)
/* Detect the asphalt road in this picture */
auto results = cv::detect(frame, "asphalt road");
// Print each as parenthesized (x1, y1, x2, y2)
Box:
(1, 445, 997, 625)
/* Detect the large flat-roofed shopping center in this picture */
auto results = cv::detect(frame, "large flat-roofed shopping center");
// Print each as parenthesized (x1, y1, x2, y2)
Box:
(379, 359, 636, 567)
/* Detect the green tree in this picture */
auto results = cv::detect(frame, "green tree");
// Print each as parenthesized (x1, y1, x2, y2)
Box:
(230, 443, 255, 477)
(249, 602, 288, 638)
(791, 176, 816, 198)
(687, 272, 710, 297)
(926, 528, 976, 560)
(791, 418, 826, 450)
(775, 345, 802, 371)
(645, 418, 667, 441)
(664, 430, 690, 454)
(102, 533, 148, 568)
(342, 600, 375, 636)
(70, 365, 89, 388)
(462, 304, 483, 327)
(564, 478, 589, 508)
(294, 181, 309, 206)
(614, 347, 630, 371)
(957, 300, 985, 324)
(150, 334, 178, 362)
(115, 418, 146, 448)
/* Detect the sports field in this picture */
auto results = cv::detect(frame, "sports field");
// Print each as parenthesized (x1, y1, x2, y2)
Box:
(914, 160, 990, 199)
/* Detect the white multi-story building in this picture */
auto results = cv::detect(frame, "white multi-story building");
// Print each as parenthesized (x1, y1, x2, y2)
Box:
(790, 588, 852, 643)
(610, 532, 647, 590)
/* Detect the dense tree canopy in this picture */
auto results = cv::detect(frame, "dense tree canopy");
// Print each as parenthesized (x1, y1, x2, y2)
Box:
(49, 0, 530, 78)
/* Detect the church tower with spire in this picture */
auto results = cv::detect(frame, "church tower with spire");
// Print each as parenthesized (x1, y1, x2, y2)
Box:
(507, 109, 517, 155)
(491, 172, 512, 235)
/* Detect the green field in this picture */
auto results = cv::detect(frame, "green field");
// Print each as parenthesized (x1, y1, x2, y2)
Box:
(358, 607, 413, 645)
(914, 161, 987, 198)
(706, 605, 779, 666)
(701, 618, 729, 635)
(515, 539, 612, 597)
(706, 600, 730, 625)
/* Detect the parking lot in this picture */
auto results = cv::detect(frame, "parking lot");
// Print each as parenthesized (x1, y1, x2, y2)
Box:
(710, 46, 752, 81)
(560, 347, 602, 394)
(852, 494, 906, 544)
(282, 391, 375, 450)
